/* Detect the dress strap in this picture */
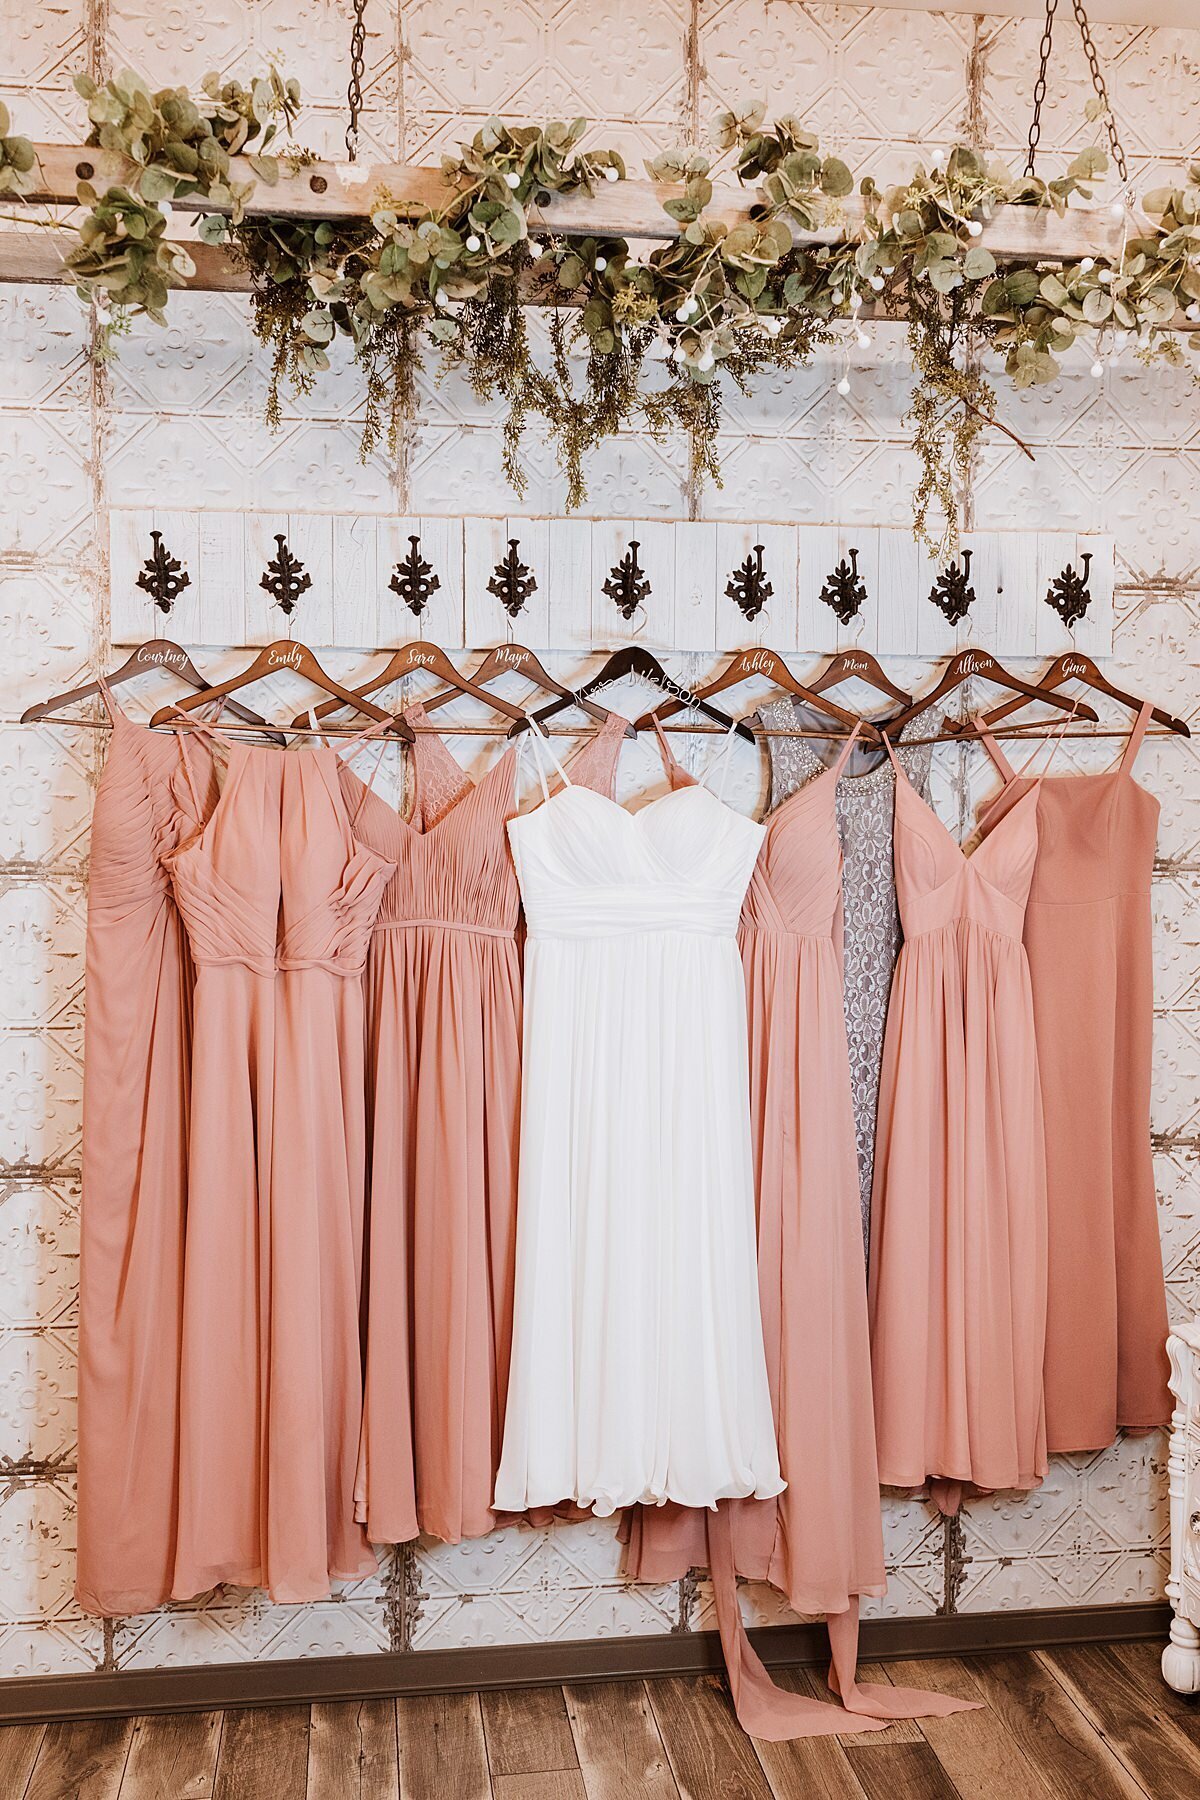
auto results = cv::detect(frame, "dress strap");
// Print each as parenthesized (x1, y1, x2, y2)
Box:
(522, 720, 574, 803)
(650, 716, 689, 787)
(1009, 696, 1082, 781)
(95, 674, 119, 724)
(830, 721, 864, 780)
(974, 715, 1018, 783)
(1119, 698, 1154, 774)
(699, 718, 743, 803)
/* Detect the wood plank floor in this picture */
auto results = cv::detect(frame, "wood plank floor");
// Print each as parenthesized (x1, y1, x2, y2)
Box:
(3, 1641, 1197, 1800)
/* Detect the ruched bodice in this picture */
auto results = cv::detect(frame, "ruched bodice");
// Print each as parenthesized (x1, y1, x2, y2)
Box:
(168, 742, 394, 976)
(893, 774, 1038, 943)
(741, 771, 844, 939)
(89, 712, 215, 912)
(510, 784, 764, 940)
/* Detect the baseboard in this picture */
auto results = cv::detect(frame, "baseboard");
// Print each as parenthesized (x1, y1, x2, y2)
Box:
(0, 1601, 1171, 1724)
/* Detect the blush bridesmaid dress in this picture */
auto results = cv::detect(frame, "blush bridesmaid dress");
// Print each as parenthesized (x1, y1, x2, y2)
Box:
(165, 725, 395, 1603)
(977, 703, 1171, 1452)
(76, 681, 216, 1616)
(341, 704, 627, 1546)
(869, 731, 1049, 1514)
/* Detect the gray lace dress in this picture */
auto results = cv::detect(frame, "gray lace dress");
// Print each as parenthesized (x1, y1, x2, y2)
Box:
(759, 700, 933, 1260)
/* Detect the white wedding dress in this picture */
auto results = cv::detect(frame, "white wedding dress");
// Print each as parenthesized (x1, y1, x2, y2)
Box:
(494, 723, 785, 1516)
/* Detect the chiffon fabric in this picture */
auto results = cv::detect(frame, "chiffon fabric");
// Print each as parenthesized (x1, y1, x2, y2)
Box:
(164, 723, 395, 1602)
(625, 724, 975, 1739)
(869, 728, 1049, 1515)
(75, 682, 216, 1616)
(495, 721, 783, 1516)
(340, 705, 626, 1546)
(977, 702, 1171, 1452)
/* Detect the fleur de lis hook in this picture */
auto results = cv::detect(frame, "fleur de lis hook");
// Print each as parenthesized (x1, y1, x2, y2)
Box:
(725, 544, 773, 622)
(487, 538, 538, 619)
(818, 547, 867, 626)
(603, 539, 652, 621)
(389, 534, 441, 618)
(1044, 552, 1093, 629)
(136, 529, 191, 615)
(928, 548, 976, 626)
(259, 533, 312, 616)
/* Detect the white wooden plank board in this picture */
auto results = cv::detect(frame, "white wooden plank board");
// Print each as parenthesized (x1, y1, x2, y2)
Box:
(150, 509, 203, 645)
(715, 523, 796, 649)
(545, 518, 593, 651)
(1073, 531, 1114, 659)
(673, 521, 718, 653)
(796, 525, 839, 656)
(463, 517, 511, 647)
(332, 514, 379, 648)
(418, 516, 465, 647)
(590, 519, 674, 649)
(196, 511, 247, 646)
(914, 539, 961, 659)
(876, 528, 920, 658)
(286, 512, 334, 645)
(109, 508, 155, 645)
(507, 515, 550, 648)
(243, 514, 286, 646)
(835, 527, 880, 655)
(970, 530, 1038, 657)
(1034, 531, 1076, 659)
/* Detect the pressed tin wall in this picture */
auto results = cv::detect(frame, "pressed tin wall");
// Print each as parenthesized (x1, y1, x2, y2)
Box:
(2, 1, 1199, 1676)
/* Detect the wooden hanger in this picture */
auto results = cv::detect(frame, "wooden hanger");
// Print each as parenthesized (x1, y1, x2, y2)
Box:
(294, 641, 530, 730)
(532, 644, 750, 740)
(417, 642, 618, 736)
(634, 646, 878, 742)
(943, 649, 1190, 739)
(807, 647, 912, 708)
(21, 639, 274, 731)
(149, 640, 413, 737)
(879, 648, 1097, 740)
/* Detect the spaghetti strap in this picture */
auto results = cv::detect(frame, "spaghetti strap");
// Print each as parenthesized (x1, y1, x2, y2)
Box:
(831, 721, 864, 780)
(1119, 699, 1154, 774)
(522, 721, 574, 804)
(699, 718, 743, 804)
(650, 716, 682, 784)
(880, 728, 904, 779)
(976, 716, 1017, 783)
(95, 674, 119, 724)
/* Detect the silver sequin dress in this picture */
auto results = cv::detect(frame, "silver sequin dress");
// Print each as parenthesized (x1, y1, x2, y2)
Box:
(759, 701, 933, 1259)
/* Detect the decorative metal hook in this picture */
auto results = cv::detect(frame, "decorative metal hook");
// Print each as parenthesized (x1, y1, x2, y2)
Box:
(136, 528, 191, 615)
(1044, 552, 1093, 629)
(389, 534, 441, 618)
(818, 547, 867, 626)
(725, 544, 773, 622)
(259, 533, 312, 616)
(928, 548, 976, 626)
(602, 539, 652, 622)
(487, 538, 538, 620)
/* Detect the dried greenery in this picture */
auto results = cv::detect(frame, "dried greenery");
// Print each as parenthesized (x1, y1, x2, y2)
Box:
(12, 75, 1200, 552)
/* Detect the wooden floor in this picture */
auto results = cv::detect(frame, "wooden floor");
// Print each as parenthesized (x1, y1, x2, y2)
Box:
(2, 1640, 1199, 1799)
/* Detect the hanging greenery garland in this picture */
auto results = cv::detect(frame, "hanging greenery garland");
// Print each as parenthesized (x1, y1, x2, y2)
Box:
(9, 71, 1200, 553)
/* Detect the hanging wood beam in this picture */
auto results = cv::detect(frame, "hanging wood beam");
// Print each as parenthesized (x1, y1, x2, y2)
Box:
(14, 141, 1156, 256)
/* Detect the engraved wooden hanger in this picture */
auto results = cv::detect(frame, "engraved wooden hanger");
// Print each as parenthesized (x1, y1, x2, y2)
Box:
(21, 639, 273, 731)
(417, 642, 615, 734)
(879, 648, 1097, 741)
(635, 646, 878, 742)
(943, 649, 1190, 739)
(148, 640, 413, 737)
(294, 641, 529, 730)
(807, 646, 911, 708)
(532, 644, 738, 739)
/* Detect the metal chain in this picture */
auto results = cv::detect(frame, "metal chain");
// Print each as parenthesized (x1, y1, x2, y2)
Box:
(1071, 0, 1128, 186)
(1024, 0, 1128, 188)
(345, 0, 368, 163)
(1025, 0, 1059, 177)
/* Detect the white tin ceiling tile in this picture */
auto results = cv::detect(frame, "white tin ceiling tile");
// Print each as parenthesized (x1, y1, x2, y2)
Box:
(252, 0, 398, 114)
(0, 1183, 77, 1331)
(0, 413, 94, 562)
(0, 1327, 76, 1466)
(0, 1618, 101, 1678)
(0, 573, 95, 723)
(0, 0, 86, 88)
(0, 729, 94, 868)
(0, 287, 90, 412)
(0, 1477, 77, 1622)
(106, 293, 259, 419)
(0, 881, 85, 1032)
(0, 1035, 82, 1171)
(106, 1, 254, 82)
(1152, 1011, 1200, 1140)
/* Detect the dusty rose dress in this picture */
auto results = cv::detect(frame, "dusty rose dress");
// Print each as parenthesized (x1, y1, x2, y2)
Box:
(624, 726, 973, 1739)
(342, 706, 625, 1546)
(76, 684, 216, 1616)
(869, 736, 1048, 1514)
(165, 731, 394, 1602)
(977, 703, 1171, 1452)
